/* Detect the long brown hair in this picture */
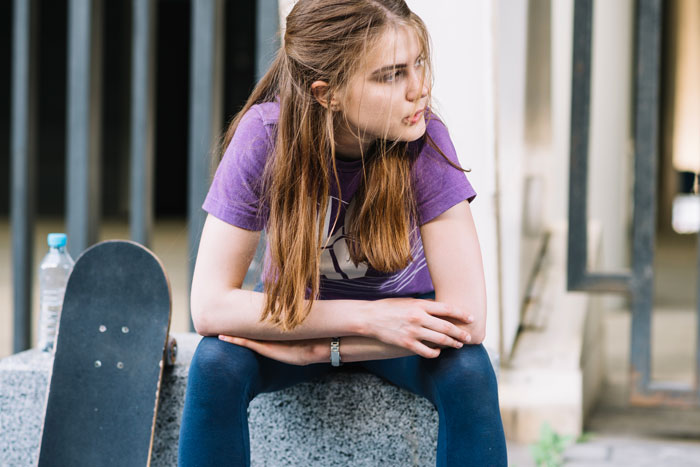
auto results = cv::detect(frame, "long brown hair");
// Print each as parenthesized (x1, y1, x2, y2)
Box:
(217, 0, 463, 331)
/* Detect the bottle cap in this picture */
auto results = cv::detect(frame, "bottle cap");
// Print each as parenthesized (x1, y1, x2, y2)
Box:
(47, 233, 67, 248)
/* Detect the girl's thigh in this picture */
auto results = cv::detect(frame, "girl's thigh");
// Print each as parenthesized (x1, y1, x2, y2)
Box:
(254, 354, 336, 395)
(357, 344, 498, 406)
(189, 336, 334, 397)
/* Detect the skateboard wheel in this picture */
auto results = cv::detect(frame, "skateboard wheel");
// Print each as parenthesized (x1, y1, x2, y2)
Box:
(165, 335, 177, 367)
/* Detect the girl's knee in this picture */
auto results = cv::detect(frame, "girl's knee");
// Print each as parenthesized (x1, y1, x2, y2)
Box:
(432, 344, 497, 391)
(189, 336, 259, 393)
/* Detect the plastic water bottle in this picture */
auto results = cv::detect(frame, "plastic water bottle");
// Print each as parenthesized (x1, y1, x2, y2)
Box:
(37, 233, 75, 353)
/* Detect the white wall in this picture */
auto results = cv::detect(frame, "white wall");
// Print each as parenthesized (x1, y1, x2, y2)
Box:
(550, 0, 574, 224)
(494, 0, 529, 357)
(407, 0, 502, 351)
(588, 0, 634, 276)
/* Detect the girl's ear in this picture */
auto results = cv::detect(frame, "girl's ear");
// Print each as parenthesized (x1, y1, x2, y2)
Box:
(311, 81, 340, 111)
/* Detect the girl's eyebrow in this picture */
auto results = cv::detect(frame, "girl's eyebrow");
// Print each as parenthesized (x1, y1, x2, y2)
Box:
(371, 64, 407, 77)
(370, 54, 424, 77)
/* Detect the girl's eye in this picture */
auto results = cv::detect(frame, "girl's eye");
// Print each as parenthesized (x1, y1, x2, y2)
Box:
(380, 58, 424, 83)
(383, 70, 404, 82)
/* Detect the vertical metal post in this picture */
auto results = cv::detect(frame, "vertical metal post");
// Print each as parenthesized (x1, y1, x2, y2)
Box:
(568, 0, 631, 294)
(188, 0, 225, 329)
(66, 0, 103, 256)
(567, 0, 593, 291)
(130, 0, 157, 247)
(11, 0, 39, 352)
(256, 0, 280, 81)
(628, 0, 662, 403)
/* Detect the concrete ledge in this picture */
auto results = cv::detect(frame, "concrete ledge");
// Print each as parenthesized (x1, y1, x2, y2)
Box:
(498, 223, 604, 443)
(1, 333, 438, 466)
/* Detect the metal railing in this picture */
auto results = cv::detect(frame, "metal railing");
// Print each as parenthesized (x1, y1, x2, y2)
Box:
(568, 0, 700, 406)
(10, 0, 279, 352)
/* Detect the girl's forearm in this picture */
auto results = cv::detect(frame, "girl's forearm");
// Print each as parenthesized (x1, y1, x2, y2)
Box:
(193, 287, 373, 341)
(310, 336, 416, 363)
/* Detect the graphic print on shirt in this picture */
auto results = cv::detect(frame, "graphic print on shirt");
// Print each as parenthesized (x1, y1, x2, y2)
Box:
(319, 195, 429, 295)
(319, 196, 368, 280)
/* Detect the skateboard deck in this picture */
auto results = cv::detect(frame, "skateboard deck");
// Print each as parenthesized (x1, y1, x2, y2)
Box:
(37, 240, 172, 467)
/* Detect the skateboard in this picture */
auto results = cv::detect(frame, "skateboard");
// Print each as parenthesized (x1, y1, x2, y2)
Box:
(37, 240, 176, 467)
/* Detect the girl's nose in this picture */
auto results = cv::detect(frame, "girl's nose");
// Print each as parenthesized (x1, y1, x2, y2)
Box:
(406, 71, 429, 102)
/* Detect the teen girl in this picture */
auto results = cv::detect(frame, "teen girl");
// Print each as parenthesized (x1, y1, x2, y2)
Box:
(178, 0, 507, 465)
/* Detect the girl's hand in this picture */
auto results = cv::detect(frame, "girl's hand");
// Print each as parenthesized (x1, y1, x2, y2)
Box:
(364, 297, 474, 358)
(217, 335, 319, 366)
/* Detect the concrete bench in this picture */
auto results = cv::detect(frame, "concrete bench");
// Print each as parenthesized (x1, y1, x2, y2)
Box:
(1, 332, 439, 466)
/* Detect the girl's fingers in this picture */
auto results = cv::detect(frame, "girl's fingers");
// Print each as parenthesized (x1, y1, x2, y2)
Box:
(218, 335, 240, 344)
(411, 341, 442, 359)
(423, 315, 471, 344)
(418, 328, 465, 349)
(219, 335, 259, 350)
(420, 300, 473, 324)
(218, 337, 311, 366)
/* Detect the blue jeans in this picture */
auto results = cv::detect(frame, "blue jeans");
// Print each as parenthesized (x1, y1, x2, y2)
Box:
(178, 294, 507, 466)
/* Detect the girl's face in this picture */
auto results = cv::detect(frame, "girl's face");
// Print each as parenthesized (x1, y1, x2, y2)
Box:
(336, 25, 430, 154)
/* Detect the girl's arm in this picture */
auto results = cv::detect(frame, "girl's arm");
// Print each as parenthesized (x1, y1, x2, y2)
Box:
(217, 335, 415, 366)
(420, 199, 487, 344)
(191, 215, 367, 340)
(192, 214, 470, 357)
(216, 199, 486, 365)
(311, 199, 486, 363)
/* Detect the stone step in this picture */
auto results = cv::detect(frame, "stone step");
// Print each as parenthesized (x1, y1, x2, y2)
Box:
(1, 332, 439, 466)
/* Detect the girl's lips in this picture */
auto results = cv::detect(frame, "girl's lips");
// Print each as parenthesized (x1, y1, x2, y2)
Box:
(405, 109, 425, 125)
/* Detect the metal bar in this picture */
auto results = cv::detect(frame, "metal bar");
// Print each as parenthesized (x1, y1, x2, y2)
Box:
(630, 382, 699, 408)
(66, 0, 103, 256)
(10, 0, 39, 352)
(568, 0, 700, 406)
(130, 0, 156, 247)
(188, 0, 225, 330)
(255, 0, 280, 81)
(567, 0, 593, 292)
(567, 0, 634, 294)
(573, 273, 631, 294)
(568, 0, 596, 288)
(628, 0, 663, 403)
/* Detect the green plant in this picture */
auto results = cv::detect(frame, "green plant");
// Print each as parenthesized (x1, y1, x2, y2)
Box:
(529, 422, 574, 467)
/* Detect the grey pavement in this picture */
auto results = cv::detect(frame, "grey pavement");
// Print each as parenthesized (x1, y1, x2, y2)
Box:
(508, 435, 700, 467)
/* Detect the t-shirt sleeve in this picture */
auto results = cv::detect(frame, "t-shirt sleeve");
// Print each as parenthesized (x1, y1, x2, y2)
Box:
(412, 115, 477, 226)
(202, 106, 271, 231)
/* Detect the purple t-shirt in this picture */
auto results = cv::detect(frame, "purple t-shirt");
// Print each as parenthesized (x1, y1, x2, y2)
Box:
(203, 101, 476, 300)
